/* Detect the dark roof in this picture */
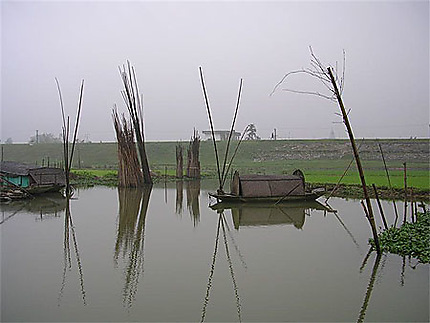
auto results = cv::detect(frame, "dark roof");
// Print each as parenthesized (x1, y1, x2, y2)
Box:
(0, 161, 39, 176)
(235, 173, 305, 197)
(1, 161, 66, 186)
(239, 174, 300, 181)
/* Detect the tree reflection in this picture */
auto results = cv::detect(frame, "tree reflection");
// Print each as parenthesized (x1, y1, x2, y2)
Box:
(201, 212, 242, 322)
(58, 198, 87, 306)
(113, 185, 152, 308)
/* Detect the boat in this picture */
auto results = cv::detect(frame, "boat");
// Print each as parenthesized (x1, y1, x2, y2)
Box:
(209, 169, 325, 204)
(1, 161, 66, 199)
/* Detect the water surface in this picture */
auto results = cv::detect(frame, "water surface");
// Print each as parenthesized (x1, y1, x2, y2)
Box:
(1, 183, 428, 322)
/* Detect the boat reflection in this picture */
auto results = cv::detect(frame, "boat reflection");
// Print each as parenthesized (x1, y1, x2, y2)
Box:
(211, 201, 331, 230)
(0, 192, 66, 224)
(114, 185, 152, 308)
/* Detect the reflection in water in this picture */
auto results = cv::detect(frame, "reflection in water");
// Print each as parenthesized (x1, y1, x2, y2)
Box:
(0, 193, 66, 224)
(176, 181, 184, 214)
(175, 180, 201, 226)
(186, 180, 200, 226)
(201, 213, 242, 322)
(333, 211, 361, 250)
(58, 198, 87, 306)
(214, 201, 330, 230)
(114, 185, 152, 308)
(357, 252, 382, 323)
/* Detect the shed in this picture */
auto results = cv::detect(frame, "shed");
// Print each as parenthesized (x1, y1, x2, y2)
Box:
(202, 130, 241, 141)
(230, 171, 305, 198)
(0, 161, 65, 192)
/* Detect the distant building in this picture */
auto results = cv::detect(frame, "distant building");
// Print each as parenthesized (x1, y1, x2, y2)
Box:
(202, 130, 241, 141)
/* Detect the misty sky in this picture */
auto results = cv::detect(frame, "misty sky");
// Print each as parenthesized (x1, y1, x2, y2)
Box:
(1, 0, 429, 143)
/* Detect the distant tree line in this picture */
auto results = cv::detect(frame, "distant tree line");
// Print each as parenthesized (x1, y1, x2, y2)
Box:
(29, 132, 62, 144)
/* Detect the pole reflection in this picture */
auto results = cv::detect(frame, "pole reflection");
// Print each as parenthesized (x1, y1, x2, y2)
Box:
(357, 252, 382, 323)
(200, 212, 242, 322)
(58, 197, 87, 306)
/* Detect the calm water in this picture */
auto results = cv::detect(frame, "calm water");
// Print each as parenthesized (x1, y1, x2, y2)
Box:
(1, 182, 429, 322)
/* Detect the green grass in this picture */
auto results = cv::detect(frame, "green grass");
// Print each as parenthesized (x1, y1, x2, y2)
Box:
(2, 139, 428, 190)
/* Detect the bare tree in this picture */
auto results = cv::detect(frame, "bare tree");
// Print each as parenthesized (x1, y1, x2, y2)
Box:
(271, 47, 381, 254)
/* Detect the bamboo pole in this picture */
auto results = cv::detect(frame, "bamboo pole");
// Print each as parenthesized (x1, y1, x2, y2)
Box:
(378, 142, 399, 226)
(403, 162, 407, 225)
(372, 184, 388, 230)
(199, 67, 222, 192)
(220, 79, 243, 186)
(327, 67, 380, 254)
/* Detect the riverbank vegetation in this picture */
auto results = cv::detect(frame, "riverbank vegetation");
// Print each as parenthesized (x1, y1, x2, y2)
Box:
(2, 139, 428, 197)
(370, 211, 429, 263)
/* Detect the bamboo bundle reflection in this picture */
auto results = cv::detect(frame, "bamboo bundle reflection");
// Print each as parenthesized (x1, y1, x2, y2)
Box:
(114, 186, 152, 308)
(186, 180, 200, 226)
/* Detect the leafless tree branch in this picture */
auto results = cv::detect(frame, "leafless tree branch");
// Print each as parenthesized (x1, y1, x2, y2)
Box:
(271, 46, 346, 99)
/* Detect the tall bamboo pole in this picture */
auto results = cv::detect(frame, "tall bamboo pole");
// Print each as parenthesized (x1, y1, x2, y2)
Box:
(403, 162, 408, 224)
(378, 142, 399, 225)
(327, 67, 380, 254)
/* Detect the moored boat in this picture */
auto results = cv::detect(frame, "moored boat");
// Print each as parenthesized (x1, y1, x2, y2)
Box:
(209, 169, 325, 204)
(1, 161, 66, 200)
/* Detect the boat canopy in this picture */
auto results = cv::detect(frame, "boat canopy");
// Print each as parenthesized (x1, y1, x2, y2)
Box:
(230, 170, 305, 198)
(0, 161, 66, 187)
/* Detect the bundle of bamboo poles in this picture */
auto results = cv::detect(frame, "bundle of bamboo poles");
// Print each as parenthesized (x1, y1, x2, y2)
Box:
(187, 129, 200, 179)
(176, 143, 183, 179)
(118, 61, 152, 185)
(112, 109, 144, 187)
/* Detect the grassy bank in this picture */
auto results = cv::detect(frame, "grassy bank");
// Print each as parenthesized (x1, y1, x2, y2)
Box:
(2, 139, 429, 191)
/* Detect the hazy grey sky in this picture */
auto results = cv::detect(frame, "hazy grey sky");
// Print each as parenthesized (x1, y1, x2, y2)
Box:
(1, 0, 429, 142)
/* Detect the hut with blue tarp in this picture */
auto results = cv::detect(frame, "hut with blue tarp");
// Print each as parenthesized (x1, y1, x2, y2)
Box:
(0, 161, 65, 194)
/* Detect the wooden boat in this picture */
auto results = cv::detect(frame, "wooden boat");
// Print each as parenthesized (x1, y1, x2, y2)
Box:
(1, 161, 66, 199)
(209, 170, 325, 204)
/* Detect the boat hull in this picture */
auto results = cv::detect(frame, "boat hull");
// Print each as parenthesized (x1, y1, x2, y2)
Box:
(209, 188, 325, 205)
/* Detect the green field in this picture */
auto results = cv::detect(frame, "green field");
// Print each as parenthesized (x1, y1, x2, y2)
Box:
(2, 139, 429, 190)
